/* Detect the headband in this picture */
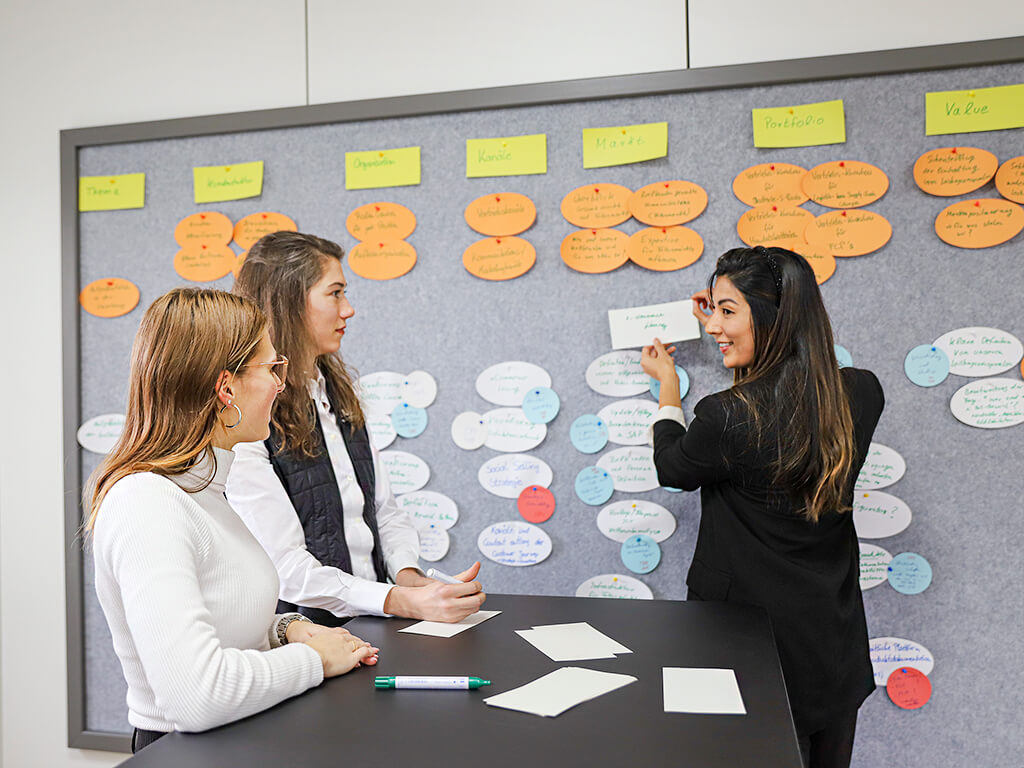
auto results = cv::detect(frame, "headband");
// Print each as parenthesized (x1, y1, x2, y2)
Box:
(755, 246, 783, 303)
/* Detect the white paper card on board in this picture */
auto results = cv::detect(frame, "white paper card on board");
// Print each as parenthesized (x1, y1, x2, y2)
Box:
(398, 610, 502, 638)
(396, 490, 458, 530)
(358, 371, 405, 415)
(477, 520, 552, 566)
(597, 500, 676, 542)
(378, 450, 430, 494)
(596, 446, 660, 492)
(596, 399, 658, 446)
(400, 370, 437, 408)
(932, 327, 1023, 377)
(608, 300, 700, 350)
(483, 407, 547, 452)
(576, 573, 654, 600)
(663, 668, 746, 715)
(854, 443, 906, 491)
(869, 637, 934, 686)
(516, 622, 632, 661)
(475, 361, 552, 406)
(858, 542, 893, 591)
(483, 667, 637, 717)
(477, 454, 553, 498)
(77, 413, 125, 454)
(417, 526, 450, 562)
(853, 491, 912, 538)
(365, 410, 398, 450)
(585, 350, 650, 397)
(950, 378, 1024, 429)
(451, 411, 488, 450)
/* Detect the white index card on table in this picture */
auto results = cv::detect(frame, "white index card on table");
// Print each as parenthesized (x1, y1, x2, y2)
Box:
(663, 667, 747, 715)
(483, 667, 637, 717)
(608, 300, 700, 350)
(516, 622, 632, 661)
(398, 610, 501, 638)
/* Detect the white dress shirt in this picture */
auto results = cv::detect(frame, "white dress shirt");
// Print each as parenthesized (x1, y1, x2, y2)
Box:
(226, 374, 422, 618)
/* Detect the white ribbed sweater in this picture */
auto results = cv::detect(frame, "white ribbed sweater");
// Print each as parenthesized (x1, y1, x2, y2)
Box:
(92, 447, 324, 733)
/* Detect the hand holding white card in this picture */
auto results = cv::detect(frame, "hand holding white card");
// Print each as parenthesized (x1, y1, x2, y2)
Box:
(608, 300, 700, 350)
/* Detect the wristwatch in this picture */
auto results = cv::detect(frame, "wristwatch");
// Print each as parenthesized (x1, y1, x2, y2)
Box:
(276, 613, 313, 646)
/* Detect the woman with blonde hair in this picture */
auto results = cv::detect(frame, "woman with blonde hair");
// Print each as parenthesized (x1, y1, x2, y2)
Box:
(87, 288, 379, 753)
(642, 246, 883, 768)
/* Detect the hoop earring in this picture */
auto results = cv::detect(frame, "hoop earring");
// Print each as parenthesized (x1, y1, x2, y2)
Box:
(220, 403, 243, 429)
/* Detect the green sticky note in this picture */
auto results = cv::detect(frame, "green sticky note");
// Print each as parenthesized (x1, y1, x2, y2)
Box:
(346, 147, 421, 190)
(925, 84, 1024, 136)
(193, 161, 264, 203)
(751, 100, 846, 148)
(466, 134, 547, 178)
(78, 173, 145, 211)
(582, 122, 668, 169)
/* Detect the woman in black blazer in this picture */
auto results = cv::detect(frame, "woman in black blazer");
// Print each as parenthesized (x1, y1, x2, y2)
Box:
(642, 246, 883, 768)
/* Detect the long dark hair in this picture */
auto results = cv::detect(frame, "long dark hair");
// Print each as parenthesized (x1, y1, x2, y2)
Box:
(710, 246, 855, 522)
(234, 231, 364, 456)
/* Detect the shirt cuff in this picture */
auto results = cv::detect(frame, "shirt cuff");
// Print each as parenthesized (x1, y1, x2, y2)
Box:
(346, 577, 395, 617)
(386, 549, 423, 581)
(648, 405, 686, 445)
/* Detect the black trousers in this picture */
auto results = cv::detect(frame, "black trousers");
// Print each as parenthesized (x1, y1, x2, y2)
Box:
(797, 709, 858, 768)
(131, 728, 168, 753)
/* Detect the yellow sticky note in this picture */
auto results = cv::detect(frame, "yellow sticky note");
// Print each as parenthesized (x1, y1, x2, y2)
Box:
(752, 100, 846, 148)
(466, 134, 547, 178)
(193, 161, 264, 203)
(925, 84, 1024, 136)
(582, 122, 668, 169)
(78, 173, 145, 212)
(346, 147, 421, 190)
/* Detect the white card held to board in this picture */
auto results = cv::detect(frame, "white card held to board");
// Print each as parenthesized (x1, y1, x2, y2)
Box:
(608, 300, 701, 350)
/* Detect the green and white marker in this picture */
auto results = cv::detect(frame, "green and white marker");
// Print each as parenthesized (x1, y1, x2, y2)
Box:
(374, 676, 491, 690)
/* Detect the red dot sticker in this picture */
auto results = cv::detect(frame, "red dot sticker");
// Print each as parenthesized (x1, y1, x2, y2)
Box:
(517, 485, 555, 523)
(886, 667, 932, 710)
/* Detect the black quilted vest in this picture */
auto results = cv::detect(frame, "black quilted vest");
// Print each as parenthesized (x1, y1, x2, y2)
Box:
(266, 378, 387, 627)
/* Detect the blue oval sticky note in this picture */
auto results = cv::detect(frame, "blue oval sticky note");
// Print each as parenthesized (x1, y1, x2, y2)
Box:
(904, 345, 950, 388)
(522, 386, 560, 424)
(887, 552, 933, 595)
(621, 534, 661, 574)
(649, 366, 690, 402)
(835, 344, 853, 368)
(575, 465, 615, 506)
(662, 486, 682, 493)
(570, 414, 609, 454)
(391, 403, 428, 438)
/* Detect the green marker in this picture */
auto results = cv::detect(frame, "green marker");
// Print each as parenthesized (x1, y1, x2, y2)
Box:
(374, 676, 491, 690)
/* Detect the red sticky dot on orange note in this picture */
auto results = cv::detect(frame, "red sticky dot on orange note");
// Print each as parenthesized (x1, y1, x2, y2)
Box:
(517, 485, 555, 523)
(886, 667, 932, 710)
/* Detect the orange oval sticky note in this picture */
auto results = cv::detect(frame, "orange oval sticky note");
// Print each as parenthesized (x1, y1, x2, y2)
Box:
(627, 226, 703, 271)
(464, 193, 537, 237)
(913, 147, 998, 197)
(804, 209, 892, 257)
(345, 202, 415, 243)
(732, 163, 809, 207)
(174, 245, 237, 282)
(560, 228, 630, 274)
(629, 181, 708, 227)
(801, 161, 889, 208)
(517, 485, 555, 523)
(886, 667, 931, 710)
(560, 184, 633, 228)
(934, 198, 1024, 249)
(995, 156, 1024, 204)
(80, 277, 140, 318)
(232, 211, 298, 250)
(462, 236, 536, 281)
(763, 240, 836, 285)
(736, 205, 815, 249)
(174, 212, 233, 248)
(348, 240, 417, 280)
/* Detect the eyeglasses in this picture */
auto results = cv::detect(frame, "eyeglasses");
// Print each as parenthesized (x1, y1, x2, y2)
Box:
(243, 354, 289, 391)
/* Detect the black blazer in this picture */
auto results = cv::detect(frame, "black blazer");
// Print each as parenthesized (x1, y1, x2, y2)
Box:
(653, 367, 884, 735)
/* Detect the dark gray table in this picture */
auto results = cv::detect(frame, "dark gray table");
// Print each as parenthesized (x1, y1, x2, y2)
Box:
(120, 594, 802, 767)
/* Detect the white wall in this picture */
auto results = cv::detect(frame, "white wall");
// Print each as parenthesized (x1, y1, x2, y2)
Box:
(0, 1, 1019, 766)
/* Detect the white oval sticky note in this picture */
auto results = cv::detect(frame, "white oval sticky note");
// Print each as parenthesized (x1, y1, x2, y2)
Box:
(858, 542, 893, 591)
(585, 350, 649, 397)
(933, 327, 1024, 377)
(596, 398, 658, 446)
(853, 491, 912, 538)
(418, 525, 450, 562)
(477, 520, 552, 566)
(358, 371, 405, 415)
(570, 414, 610, 454)
(400, 370, 437, 408)
(475, 361, 552, 406)
(477, 454, 554, 499)
(396, 490, 459, 531)
(451, 411, 488, 450)
(391, 403, 428, 438)
(887, 552, 933, 595)
(521, 386, 560, 424)
(596, 446, 660, 492)
(855, 443, 907, 491)
(379, 450, 430, 494)
(620, 534, 661, 574)
(365, 410, 398, 450)
(904, 344, 950, 387)
(649, 366, 690, 402)
(950, 378, 1024, 429)
(575, 574, 654, 600)
(597, 500, 676, 543)
(575, 466, 615, 506)
(483, 408, 547, 452)
(834, 344, 853, 368)
(77, 413, 125, 454)
(869, 637, 934, 686)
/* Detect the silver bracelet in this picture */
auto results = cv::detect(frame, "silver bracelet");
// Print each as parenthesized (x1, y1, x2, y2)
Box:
(276, 613, 313, 646)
